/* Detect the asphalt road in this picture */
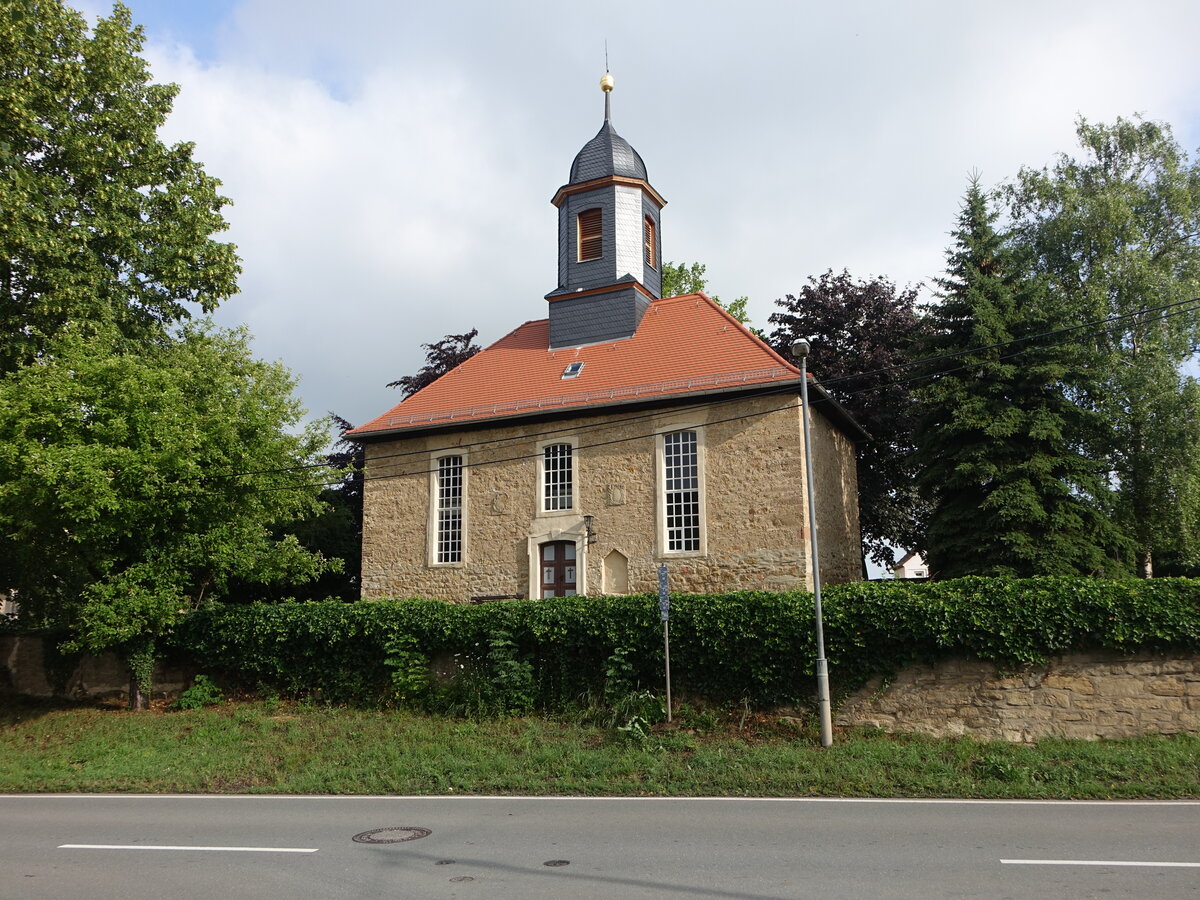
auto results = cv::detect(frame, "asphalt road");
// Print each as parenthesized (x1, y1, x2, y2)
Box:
(2, 795, 1198, 899)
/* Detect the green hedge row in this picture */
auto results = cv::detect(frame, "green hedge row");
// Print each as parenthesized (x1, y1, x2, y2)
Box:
(170, 577, 1200, 708)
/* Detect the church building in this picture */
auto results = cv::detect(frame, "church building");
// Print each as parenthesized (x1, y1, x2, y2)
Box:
(348, 76, 864, 600)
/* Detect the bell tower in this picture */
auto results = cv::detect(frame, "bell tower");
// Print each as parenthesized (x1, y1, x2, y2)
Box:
(545, 74, 666, 349)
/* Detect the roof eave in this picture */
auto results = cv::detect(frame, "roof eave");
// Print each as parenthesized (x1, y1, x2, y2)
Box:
(807, 381, 872, 442)
(349, 376, 869, 443)
(349, 379, 799, 441)
(551, 174, 666, 209)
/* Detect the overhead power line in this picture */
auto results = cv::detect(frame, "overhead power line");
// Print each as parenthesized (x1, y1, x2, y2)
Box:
(212, 296, 1200, 493)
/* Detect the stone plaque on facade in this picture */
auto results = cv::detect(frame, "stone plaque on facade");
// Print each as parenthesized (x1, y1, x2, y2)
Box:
(606, 483, 626, 506)
(490, 492, 508, 515)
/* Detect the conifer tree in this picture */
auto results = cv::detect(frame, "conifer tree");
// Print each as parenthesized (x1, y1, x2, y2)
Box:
(914, 179, 1124, 578)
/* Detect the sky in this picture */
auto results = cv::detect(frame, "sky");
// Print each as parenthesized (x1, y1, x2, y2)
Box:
(72, 0, 1200, 430)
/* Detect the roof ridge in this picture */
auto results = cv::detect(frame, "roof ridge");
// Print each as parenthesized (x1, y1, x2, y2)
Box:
(658, 292, 801, 374)
(490, 320, 541, 343)
(655, 291, 707, 304)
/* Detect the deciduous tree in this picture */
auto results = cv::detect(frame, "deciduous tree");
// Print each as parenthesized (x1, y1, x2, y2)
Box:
(228, 413, 363, 604)
(0, 324, 333, 706)
(0, 1, 239, 373)
(0, 2, 327, 706)
(767, 270, 927, 570)
(388, 329, 481, 397)
(661, 260, 758, 333)
(1005, 116, 1200, 576)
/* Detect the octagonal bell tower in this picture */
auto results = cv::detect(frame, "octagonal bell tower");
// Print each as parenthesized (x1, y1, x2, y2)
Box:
(545, 74, 666, 349)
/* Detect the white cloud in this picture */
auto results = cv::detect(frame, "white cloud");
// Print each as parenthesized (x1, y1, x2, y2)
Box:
(97, 0, 1200, 428)
(146, 44, 550, 424)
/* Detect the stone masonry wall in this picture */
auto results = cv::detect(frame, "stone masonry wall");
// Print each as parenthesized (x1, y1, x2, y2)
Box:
(836, 650, 1200, 742)
(0, 635, 192, 701)
(810, 408, 861, 586)
(360, 393, 861, 600)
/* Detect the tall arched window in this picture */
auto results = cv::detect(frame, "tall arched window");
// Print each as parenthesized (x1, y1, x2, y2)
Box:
(644, 215, 656, 269)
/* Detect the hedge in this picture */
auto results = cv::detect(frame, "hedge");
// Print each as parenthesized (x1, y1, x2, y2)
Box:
(167, 577, 1200, 710)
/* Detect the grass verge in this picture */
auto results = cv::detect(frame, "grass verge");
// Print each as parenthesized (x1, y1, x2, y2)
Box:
(2, 696, 1197, 798)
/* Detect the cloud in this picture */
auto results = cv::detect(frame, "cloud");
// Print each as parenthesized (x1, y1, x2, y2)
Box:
(146, 44, 551, 426)
(97, 0, 1200, 430)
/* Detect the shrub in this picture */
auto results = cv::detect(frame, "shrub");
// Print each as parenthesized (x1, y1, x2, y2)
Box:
(173, 675, 224, 710)
(168, 577, 1200, 710)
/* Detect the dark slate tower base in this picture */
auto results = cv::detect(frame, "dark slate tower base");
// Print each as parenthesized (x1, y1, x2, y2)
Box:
(548, 285, 651, 349)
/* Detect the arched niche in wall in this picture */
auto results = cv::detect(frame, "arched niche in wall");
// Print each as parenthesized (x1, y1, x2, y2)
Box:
(603, 549, 629, 595)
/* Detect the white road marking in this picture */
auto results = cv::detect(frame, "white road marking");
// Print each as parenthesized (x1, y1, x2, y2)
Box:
(59, 844, 317, 853)
(1002, 859, 1200, 868)
(11, 794, 1200, 806)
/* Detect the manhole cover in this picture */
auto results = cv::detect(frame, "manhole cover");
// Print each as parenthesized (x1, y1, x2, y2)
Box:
(352, 827, 432, 844)
(449, 876, 475, 883)
(435, 859, 456, 866)
(543, 859, 570, 867)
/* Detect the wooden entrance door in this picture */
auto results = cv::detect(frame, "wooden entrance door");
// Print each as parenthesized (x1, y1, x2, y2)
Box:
(540, 541, 577, 598)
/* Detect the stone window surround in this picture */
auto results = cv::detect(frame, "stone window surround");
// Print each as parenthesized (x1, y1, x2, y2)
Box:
(526, 528, 588, 598)
(427, 448, 468, 567)
(655, 424, 708, 558)
(537, 436, 577, 516)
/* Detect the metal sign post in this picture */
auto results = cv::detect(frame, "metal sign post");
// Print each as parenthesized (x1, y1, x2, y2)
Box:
(657, 564, 672, 723)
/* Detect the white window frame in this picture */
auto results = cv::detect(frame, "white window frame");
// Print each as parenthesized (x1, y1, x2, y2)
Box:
(656, 426, 707, 557)
(428, 450, 467, 566)
(537, 437, 576, 516)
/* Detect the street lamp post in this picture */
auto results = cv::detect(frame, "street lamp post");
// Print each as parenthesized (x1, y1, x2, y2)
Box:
(792, 339, 834, 748)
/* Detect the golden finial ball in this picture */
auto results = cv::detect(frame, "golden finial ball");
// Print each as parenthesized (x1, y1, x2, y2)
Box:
(600, 73, 615, 93)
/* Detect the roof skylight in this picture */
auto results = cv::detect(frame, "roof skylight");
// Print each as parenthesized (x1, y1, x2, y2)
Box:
(562, 362, 585, 379)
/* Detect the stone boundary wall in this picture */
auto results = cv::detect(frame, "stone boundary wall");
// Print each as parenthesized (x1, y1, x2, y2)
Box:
(0, 635, 192, 701)
(836, 650, 1200, 742)
(7, 634, 1199, 742)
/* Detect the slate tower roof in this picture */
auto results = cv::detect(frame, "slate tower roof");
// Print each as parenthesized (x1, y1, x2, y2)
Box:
(568, 120, 649, 183)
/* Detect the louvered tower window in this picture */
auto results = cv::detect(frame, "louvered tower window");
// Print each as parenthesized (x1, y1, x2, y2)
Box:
(578, 208, 602, 261)
(644, 215, 656, 268)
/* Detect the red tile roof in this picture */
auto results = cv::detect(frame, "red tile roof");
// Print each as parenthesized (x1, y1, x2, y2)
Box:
(349, 293, 804, 437)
